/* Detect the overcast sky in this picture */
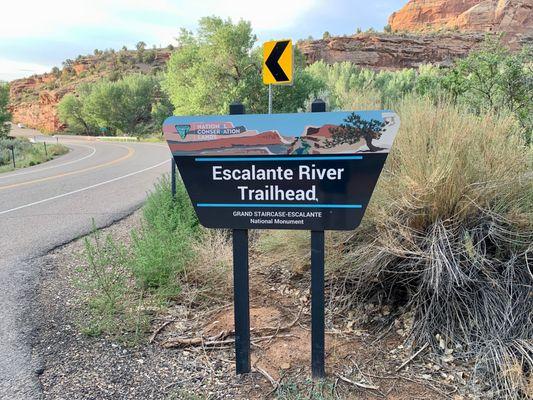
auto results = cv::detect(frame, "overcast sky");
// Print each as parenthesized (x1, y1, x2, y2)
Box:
(0, 0, 405, 81)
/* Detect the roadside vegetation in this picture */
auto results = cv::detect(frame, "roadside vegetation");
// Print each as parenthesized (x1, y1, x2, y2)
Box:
(74, 18, 532, 398)
(58, 73, 171, 136)
(79, 177, 232, 342)
(0, 138, 68, 173)
(1, 82, 69, 172)
(0, 82, 10, 138)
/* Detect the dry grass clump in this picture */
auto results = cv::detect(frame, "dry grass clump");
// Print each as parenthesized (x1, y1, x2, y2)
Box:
(184, 228, 233, 305)
(256, 230, 311, 275)
(327, 96, 532, 398)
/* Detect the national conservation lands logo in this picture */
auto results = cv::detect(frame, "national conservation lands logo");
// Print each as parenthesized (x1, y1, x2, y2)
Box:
(175, 125, 191, 139)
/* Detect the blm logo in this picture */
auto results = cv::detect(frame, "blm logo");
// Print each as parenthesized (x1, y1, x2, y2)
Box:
(175, 125, 191, 139)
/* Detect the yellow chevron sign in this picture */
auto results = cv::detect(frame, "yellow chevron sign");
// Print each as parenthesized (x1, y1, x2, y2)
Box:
(263, 39, 293, 85)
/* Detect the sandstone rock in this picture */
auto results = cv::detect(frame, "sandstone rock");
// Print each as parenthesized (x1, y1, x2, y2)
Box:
(73, 63, 89, 75)
(297, 32, 485, 69)
(389, 0, 533, 44)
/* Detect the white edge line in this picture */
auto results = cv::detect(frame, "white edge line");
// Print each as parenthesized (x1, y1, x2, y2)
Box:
(0, 160, 169, 216)
(0, 143, 97, 180)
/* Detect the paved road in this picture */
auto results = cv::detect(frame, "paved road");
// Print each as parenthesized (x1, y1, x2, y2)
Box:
(0, 128, 170, 399)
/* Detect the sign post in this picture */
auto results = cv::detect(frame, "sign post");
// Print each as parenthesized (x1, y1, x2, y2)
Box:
(310, 99, 326, 378)
(171, 156, 177, 198)
(163, 103, 400, 378)
(229, 102, 251, 374)
(10, 145, 15, 168)
(263, 39, 293, 114)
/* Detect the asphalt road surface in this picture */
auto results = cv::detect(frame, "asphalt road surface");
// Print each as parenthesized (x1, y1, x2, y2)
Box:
(0, 127, 170, 399)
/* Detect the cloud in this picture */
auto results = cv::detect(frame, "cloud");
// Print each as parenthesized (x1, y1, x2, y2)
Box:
(1, 0, 318, 40)
(0, 58, 52, 81)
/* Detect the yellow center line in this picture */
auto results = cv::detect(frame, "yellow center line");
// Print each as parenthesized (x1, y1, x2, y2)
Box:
(0, 145, 135, 191)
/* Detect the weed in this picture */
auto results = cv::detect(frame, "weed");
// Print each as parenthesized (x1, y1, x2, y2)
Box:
(78, 177, 231, 342)
(276, 378, 338, 400)
(130, 176, 199, 297)
(80, 225, 150, 343)
(0, 138, 68, 172)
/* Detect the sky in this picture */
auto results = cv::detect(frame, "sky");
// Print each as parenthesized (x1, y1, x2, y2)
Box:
(0, 0, 406, 81)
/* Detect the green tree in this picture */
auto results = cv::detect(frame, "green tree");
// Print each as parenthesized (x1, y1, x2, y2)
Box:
(0, 82, 11, 138)
(446, 37, 532, 142)
(163, 17, 322, 115)
(326, 113, 385, 152)
(136, 41, 146, 62)
(143, 49, 156, 63)
(83, 74, 159, 134)
(58, 74, 163, 135)
(57, 83, 95, 134)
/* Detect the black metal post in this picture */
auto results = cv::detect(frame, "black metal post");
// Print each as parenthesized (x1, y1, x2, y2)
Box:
(311, 99, 326, 113)
(233, 228, 250, 374)
(171, 156, 176, 198)
(311, 99, 326, 379)
(43, 141, 48, 158)
(229, 101, 250, 374)
(10, 146, 15, 168)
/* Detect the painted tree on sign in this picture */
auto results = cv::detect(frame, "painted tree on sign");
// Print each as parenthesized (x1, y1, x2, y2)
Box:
(326, 113, 385, 152)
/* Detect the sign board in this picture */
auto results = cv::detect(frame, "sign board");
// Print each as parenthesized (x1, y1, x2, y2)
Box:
(263, 40, 293, 85)
(163, 110, 400, 231)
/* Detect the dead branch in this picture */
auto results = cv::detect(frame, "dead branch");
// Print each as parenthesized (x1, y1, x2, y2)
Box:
(150, 320, 174, 343)
(395, 343, 429, 372)
(254, 366, 278, 388)
(336, 374, 380, 390)
(162, 333, 296, 349)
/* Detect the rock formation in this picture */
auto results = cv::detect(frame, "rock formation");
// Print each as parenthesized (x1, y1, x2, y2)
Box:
(389, 0, 533, 44)
(9, 76, 68, 132)
(297, 32, 485, 69)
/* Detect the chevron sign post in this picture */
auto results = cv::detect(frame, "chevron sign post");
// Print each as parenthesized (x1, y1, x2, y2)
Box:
(263, 39, 293, 113)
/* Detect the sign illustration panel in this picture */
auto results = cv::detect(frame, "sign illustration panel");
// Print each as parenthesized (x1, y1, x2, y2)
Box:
(163, 111, 400, 230)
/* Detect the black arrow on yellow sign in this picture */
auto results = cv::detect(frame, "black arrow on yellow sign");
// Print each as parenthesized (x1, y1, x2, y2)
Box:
(265, 40, 290, 82)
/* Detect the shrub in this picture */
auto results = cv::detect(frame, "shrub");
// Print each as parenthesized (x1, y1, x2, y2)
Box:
(130, 177, 199, 295)
(327, 96, 532, 398)
(80, 177, 231, 340)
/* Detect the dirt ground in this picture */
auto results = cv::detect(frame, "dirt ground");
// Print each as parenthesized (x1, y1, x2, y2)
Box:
(34, 211, 476, 399)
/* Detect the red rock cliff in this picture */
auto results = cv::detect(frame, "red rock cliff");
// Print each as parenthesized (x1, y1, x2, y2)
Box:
(297, 32, 485, 69)
(389, 0, 533, 43)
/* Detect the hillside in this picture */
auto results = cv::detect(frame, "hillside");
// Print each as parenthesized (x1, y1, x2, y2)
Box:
(9, 48, 170, 132)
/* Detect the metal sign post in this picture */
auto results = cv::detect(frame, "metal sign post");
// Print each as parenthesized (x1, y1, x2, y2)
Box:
(268, 84, 272, 114)
(171, 157, 177, 198)
(310, 99, 326, 378)
(10, 145, 15, 168)
(228, 102, 251, 374)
